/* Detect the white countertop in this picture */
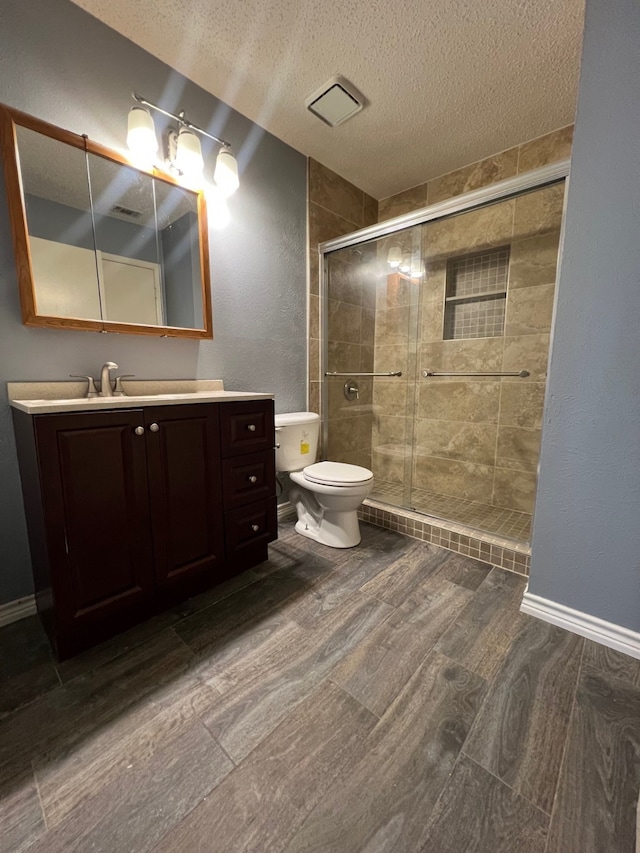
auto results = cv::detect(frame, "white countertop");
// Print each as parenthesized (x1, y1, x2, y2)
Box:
(8, 380, 274, 414)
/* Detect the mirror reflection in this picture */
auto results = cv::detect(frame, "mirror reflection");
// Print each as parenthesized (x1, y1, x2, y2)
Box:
(4, 107, 211, 337)
(18, 126, 100, 321)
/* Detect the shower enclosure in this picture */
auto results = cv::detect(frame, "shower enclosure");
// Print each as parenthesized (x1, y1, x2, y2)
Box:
(319, 162, 568, 545)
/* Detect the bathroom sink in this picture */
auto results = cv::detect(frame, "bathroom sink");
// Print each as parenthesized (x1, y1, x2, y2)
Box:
(7, 380, 273, 414)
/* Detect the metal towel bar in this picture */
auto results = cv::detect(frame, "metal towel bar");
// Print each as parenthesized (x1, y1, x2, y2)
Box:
(422, 369, 529, 378)
(325, 371, 403, 377)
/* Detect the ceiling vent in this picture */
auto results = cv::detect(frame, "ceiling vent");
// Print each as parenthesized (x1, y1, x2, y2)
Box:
(110, 204, 142, 220)
(305, 76, 364, 127)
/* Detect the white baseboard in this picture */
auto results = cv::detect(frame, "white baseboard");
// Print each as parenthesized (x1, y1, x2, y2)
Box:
(521, 589, 640, 660)
(0, 595, 37, 627)
(277, 501, 296, 521)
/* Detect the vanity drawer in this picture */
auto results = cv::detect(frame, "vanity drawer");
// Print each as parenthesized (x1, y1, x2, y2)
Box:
(222, 450, 275, 509)
(220, 401, 274, 457)
(225, 497, 277, 556)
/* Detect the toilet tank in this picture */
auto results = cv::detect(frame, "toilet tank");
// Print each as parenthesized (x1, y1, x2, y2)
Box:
(274, 412, 320, 472)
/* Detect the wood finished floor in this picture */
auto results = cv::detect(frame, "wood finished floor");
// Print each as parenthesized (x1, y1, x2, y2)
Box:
(2, 522, 640, 852)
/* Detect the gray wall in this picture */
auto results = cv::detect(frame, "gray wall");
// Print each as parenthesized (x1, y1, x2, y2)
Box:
(529, 0, 640, 630)
(0, 0, 308, 603)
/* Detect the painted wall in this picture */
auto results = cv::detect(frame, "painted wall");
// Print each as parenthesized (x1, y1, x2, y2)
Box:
(0, 0, 307, 604)
(529, 0, 640, 630)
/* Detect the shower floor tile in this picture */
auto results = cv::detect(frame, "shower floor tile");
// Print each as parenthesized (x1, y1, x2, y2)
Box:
(369, 481, 532, 541)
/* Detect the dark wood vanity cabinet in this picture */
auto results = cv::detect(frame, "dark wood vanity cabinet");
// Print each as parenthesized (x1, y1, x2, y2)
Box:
(12, 399, 276, 659)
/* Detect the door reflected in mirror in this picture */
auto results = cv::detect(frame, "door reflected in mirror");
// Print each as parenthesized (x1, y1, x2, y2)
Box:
(1, 104, 212, 338)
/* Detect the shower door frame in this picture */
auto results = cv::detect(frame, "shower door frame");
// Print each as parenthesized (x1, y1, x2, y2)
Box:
(318, 158, 570, 518)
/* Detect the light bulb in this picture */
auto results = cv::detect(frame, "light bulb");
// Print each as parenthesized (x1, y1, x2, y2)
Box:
(410, 260, 424, 279)
(127, 107, 158, 160)
(387, 246, 402, 268)
(174, 128, 204, 179)
(214, 147, 239, 197)
(400, 255, 411, 273)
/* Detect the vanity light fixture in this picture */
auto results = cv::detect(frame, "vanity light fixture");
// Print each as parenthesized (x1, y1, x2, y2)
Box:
(127, 93, 239, 196)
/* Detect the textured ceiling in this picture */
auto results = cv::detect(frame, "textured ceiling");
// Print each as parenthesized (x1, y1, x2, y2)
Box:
(70, 0, 585, 199)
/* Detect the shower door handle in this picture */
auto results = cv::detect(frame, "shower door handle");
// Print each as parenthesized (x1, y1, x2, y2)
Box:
(325, 371, 403, 377)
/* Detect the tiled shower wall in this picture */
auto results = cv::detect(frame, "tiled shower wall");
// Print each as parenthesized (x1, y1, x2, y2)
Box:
(307, 160, 378, 459)
(372, 126, 573, 516)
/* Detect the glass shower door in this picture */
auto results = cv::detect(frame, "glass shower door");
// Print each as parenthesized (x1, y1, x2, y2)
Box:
(322, 175, 565, 545)
(411, 181, 565, 540)
(324, 229, 422, 509)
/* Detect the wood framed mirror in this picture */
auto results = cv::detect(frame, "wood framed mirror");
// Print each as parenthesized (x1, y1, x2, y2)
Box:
(0, 104, 213, 338)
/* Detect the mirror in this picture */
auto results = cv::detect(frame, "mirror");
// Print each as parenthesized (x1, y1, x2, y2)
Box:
(0, 104, 212, 338)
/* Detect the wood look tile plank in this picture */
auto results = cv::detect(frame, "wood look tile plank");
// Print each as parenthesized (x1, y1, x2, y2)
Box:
(286, 651, 486, 853)
(173, 568, 310, 654)
(424, 754, 548, 853)
(581, 638, 640, 688)
(545, 669, 640, 853)
(0, 630, 195, 784)
(0, 769, 46, 852)
(200, 595, 393, 762)
(0, 615, 59, 717)
(359, 541, 451, 607)
(152, 682, 377, 853)
(434, 567, 529, 680)
(463, 617, 582, 813)
(435, 551, 493, 590)
(55, 568, 262, 683)
(33, 678, 218, 827)
(26, 719, 232, 853)
(331, 577, 474, 716)
(285, 543, 411, 629)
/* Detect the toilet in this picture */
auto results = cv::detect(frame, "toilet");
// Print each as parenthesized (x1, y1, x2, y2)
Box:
(274, 412, 373, 548)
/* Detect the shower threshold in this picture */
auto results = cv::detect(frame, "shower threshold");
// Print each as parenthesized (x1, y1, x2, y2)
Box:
(369, 482, 531, 542)
(361, 487, 532, 577)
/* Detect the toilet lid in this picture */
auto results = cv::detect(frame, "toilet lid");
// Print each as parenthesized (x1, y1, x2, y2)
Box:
(303, 461, 373, 486)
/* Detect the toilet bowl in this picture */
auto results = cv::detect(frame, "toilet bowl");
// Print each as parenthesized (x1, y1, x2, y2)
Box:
(275, 413, 373, 548)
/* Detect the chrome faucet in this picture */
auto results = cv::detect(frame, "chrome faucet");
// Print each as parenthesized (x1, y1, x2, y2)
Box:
(99, 362, 118, 397)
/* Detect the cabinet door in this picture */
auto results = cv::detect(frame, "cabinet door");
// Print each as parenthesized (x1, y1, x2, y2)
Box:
(34, 410, 155, 640)
(144, 404, 224, 592)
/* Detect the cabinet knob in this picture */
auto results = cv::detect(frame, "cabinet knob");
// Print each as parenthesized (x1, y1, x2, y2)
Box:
(149, 423, 160, 433)
(134, 426, 145, 436)
(251, 524, 260, 533)
(246, 424, 256, 432)
(248, 475, 258, 484)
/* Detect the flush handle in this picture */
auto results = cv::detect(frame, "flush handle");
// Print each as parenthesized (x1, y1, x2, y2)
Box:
(248, 475, 258, 483)
(247, 424, 256, 432)
(149, 423, 160, 433)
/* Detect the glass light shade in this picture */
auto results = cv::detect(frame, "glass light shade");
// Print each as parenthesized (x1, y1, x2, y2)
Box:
(206, 186, 231, 229)
(387, 246, 402, 268)
(127, 107, 158, 158)
(175, 128, 204, 178)
(214, 147, 239, 197)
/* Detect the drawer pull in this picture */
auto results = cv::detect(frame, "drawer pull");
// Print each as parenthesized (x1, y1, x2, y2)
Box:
(134, 426, 145, 436)
(248, 475, 258, 483)
(247, 424, 256, 432)
(250, 524, 260, 533)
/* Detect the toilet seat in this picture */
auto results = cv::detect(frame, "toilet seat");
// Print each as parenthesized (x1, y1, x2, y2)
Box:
(302, 461, 373, 487)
